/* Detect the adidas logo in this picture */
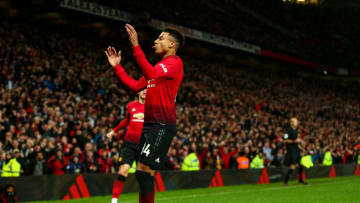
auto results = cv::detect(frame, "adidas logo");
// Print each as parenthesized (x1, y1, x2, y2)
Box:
(63, 175, 90, 200)
(154, 172, 166, 192)
(132, 108, 136, 112)
(208, 170, 224, 188)
(155, 158, 160, 163)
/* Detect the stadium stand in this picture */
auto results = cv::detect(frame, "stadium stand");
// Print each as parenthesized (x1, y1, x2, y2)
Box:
(0, 12, 359, 177)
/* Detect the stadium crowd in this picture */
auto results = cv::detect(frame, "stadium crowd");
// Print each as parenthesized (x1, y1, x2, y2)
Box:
(0, 17, 360, 176)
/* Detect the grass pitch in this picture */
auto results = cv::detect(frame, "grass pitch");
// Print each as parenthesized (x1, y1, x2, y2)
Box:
(28, 175, 360, 203)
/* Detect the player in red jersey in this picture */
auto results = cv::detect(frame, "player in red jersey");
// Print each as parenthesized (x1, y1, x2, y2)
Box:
(108, 89, 145, 203)
(105, 24, 184, 203)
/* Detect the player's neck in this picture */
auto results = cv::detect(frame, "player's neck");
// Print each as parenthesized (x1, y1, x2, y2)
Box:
(162, 50, 176, 59)
(138, 98, 145, 104)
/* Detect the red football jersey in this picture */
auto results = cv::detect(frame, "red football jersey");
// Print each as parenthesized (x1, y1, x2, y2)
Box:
(113, 45, 183, 125)
(113, 101, 144, 143)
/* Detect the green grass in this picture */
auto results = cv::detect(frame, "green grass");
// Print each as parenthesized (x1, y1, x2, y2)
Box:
(28, 176, 360, 203)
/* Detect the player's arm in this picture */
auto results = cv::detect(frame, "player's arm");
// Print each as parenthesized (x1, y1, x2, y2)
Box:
(113, 115, 129, 132)
(105, 46, 147, 92)
(125, 24, 181, 79)
(132, 46, 181, 79)
(113, 64, 147, 92)
(107, 109, 130, 139)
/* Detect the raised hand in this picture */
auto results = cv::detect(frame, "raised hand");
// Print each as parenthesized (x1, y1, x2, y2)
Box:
(107, 130, 115, 139)
(125, 24, 139, 47)
(104, 46, 121, 67)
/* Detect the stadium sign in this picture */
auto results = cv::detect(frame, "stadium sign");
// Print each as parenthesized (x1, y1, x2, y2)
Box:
(60, 0, 131, 22)
(201, 32, 261, 55)
(148, 19, 261, 55)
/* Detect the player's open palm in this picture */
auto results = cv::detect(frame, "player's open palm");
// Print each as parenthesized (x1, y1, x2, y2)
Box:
(125, 24, 139, 47)
(105, 46, 121, 67)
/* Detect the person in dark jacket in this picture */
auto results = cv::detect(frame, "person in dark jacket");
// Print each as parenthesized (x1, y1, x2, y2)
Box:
(66, 155, 84, 174)
(30, 152, 48, 176)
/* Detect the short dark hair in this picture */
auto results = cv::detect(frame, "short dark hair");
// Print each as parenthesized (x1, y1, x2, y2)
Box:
(163, 28, 184, 50)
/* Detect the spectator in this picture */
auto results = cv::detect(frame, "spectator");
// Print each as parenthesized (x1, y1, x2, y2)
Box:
(181, 149, 200, 171)
(167, 148, 180, 170)
(0, 151, 5, 174)
(0, 183, 18, 203)
(332, 150, 344, 165)
(214, 148, 223, 170)
(322, 147, 333, 166)
(1, 150, 21, 177)
(263, 141, 274, 163)
(202, 151, 216, 170)
(270, 149, 285, 168)
(219, 142, 238, 169)
(66, 155, 85, 174)
(83, 151, 98, 173)
(30, 152, 48, 176)
(191, 143, 208, 169)
(236, 153, 250, 169)
(250, 152, 264, 169)
(47, 149, 68, 175)
(97, 150, 112, 173)
(228, 152, 239, 169)
(110, 153, 121, 173)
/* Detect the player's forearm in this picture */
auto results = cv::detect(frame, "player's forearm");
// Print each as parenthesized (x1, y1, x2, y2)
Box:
(114, 118, 128, 132)
(132, 45, 157, 79)
(113, 64, 141, 92)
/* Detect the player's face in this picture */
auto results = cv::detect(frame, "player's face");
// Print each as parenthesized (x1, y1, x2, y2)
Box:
(139, 89, 146, 100)
(153, 32, 175, 55)
(291, 118, 299, 129)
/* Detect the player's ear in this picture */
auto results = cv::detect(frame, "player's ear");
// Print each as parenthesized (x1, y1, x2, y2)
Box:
(169, 41, 176, 49)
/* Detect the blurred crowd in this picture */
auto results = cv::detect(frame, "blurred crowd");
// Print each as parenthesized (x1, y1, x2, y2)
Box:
(0, 17, 360, 176)
(95, 0, 360, 70)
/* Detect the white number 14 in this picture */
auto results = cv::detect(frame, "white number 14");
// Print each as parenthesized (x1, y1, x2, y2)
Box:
(141, 143, 151, 157)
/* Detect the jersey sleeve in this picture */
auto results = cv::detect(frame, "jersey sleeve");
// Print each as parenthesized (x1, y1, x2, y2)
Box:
(132, 45, 181, 80)
(113, 64, 147, 93)
(113, 105, 130, 132)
